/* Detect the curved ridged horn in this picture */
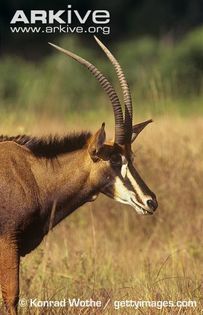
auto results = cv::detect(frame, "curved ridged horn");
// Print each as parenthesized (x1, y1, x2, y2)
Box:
(94, 36, 132, 143)
(48, 42, 125, 145)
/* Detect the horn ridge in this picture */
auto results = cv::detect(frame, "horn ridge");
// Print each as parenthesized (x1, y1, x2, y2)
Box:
(48, 42, 125, 145)
(94, 36, 133, 143)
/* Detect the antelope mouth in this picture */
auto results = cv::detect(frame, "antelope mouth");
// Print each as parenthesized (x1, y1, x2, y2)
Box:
(130, 198, 153, 215)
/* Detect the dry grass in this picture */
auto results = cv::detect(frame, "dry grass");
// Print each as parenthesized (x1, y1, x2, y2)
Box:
(0, 115, 203, 314)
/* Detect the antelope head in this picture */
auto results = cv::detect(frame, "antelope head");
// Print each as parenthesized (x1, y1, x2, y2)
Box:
(49, 37, 158, 215)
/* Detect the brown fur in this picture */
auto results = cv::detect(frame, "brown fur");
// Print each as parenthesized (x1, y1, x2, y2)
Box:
(0, 123, 156, 314)
(0, 129, 124, 314)
(0, 132, 91, 158)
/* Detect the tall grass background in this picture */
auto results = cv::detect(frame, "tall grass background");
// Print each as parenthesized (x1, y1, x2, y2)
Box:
(1, 27, 203, 120)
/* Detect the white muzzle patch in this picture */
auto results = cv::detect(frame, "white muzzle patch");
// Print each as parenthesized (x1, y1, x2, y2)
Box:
(114, 164, 153, 215)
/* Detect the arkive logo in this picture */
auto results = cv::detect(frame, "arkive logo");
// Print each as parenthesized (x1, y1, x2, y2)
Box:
(10, 5, 111, 35)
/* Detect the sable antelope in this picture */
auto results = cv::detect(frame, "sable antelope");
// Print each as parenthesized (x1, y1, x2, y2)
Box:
(0, 36, 158, 315)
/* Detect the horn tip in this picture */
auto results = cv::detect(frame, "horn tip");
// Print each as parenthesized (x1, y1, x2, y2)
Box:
(48, 42, 65, 54)
(48, 42, 58, 49)
(94, 36, 101, 44)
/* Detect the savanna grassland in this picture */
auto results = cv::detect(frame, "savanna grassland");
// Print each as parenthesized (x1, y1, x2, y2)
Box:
(0, 114, 202, 315)
(0, 29, 203, 314)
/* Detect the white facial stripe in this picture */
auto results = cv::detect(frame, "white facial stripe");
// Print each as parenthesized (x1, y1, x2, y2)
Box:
(121, 164, 127, 178)
(114, 176, 149, 215)
(112, 155, 154, 215)
(118, 155, 144, 200)
(121, 155, 128, 179)
(114, 176, 130, 203)
(114, 155, 150, 210)
(126, 167, 148, 206)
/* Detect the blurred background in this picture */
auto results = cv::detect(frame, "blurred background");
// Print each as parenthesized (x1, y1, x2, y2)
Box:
(0, 1, 203, 314)
(1, 0, 203, 125)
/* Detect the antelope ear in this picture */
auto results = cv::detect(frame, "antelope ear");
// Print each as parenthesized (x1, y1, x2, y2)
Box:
(88, 122, 106, 161)
(131, 119, 153, 142)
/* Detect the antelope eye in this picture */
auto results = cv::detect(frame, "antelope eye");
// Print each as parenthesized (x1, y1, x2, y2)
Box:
(110, 154, 122, 166)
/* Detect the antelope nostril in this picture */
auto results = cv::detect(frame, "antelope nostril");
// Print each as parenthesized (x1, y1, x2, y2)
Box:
(147, 199, 158, 211)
